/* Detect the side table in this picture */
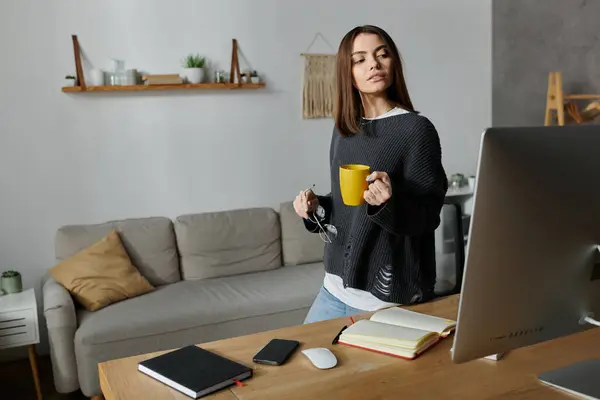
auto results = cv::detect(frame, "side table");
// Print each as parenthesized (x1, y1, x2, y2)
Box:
(0, 288, 42, 400)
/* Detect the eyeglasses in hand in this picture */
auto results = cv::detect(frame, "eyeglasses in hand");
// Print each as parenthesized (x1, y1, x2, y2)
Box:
(304, 185, 338, 243)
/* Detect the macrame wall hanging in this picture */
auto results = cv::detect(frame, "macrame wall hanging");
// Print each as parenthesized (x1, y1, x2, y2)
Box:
(301, 33, 336, 119)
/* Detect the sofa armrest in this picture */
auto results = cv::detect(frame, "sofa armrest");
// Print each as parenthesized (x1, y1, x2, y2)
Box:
(42, 274, 80, 393)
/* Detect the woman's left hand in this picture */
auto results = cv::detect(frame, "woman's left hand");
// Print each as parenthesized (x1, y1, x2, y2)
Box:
(364, 171, 392, 206)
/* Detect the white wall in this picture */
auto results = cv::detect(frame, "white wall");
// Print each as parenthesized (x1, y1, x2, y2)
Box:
(0, 0, 491, 357)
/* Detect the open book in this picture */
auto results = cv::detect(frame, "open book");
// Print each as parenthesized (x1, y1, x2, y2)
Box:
(338, 307, 456, 360)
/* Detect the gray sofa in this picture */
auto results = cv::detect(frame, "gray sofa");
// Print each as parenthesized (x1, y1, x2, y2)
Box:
(42, 202, 325, 397)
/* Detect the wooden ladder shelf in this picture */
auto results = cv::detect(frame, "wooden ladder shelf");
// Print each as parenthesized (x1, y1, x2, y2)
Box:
(544, 71, 600, 126)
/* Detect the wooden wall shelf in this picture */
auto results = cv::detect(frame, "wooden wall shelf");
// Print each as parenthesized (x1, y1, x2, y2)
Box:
(64, 35, 263, 94)
(62, 83, 265, 93)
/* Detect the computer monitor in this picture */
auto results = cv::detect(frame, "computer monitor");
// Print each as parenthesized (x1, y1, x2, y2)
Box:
(451, 125, 600, 367)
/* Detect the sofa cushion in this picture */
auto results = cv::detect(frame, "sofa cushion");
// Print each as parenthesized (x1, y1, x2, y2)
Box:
(55, 217, 180, 286)
(174, 208, 282, 280)
(75, 263, 325, 347)
(49, 230, 155, 311)
(279, 201, 324, 265)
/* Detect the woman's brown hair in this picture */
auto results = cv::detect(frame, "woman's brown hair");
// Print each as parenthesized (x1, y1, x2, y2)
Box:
(334, 25, 416, 136)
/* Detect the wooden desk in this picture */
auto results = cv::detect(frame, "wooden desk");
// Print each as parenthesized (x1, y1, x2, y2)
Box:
(98, 294, 600, 399)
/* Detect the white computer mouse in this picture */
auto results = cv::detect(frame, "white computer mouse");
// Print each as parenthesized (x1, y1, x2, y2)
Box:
(301, 347, 338, 369)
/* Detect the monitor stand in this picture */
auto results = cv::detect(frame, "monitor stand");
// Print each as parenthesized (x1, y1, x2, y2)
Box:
(537, 359, 600, 399)
(537, 316, 600, 399)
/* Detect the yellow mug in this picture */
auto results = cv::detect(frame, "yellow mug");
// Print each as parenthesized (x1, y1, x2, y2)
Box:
(339, 164, 371, 206)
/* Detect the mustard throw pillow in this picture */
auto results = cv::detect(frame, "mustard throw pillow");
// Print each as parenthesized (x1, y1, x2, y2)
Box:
(49, 229, 155, 311)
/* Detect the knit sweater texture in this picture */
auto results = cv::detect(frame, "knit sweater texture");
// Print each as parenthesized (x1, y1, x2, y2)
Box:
(305, 112, 448, 305)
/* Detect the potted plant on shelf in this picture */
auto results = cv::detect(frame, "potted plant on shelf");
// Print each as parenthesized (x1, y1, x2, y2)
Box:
(1, 270, 23, 294)
(250, 70, 260, 84)
(65, 75, 76, 87)
(181, 53, 206, 84)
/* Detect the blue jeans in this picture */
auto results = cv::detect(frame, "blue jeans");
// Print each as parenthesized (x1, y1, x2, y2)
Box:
(303, 286, 366, 324)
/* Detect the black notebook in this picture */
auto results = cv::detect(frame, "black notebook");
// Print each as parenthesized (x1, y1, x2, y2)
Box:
(138, 345, 253, 398)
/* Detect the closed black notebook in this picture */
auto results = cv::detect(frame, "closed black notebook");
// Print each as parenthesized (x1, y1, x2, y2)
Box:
(138, 345, 252, 398)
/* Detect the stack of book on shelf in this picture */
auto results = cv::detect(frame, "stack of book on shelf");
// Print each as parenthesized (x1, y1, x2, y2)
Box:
(338, 307, 456, 360)
(142, 74, 184, 85)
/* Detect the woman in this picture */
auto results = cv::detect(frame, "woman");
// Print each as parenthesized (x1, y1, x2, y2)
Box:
(294, 25, 448, 324)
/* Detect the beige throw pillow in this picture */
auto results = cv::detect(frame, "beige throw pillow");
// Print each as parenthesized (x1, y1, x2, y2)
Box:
(49, 229, 155, 311)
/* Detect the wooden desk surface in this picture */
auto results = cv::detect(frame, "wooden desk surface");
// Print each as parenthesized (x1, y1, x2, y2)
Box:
(98, 294, 600, 399)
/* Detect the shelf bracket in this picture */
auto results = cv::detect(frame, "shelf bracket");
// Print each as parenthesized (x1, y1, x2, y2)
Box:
(229, 39, 242, 87)
(72, 35, 87, 91)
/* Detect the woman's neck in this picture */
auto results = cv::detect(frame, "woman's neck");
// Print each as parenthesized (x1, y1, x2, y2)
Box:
(360, 93, 395, 119)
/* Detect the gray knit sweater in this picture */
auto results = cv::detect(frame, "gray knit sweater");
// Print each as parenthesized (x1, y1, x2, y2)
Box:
(305, 112, 448, 304)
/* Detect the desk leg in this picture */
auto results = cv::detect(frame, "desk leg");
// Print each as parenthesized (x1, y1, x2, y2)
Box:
(451, 203, 466, 294)
(28, 344, 42, 400)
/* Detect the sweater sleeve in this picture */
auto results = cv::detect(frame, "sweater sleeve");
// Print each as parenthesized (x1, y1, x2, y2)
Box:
(367, 119, 448, 236)
(304, 127, 338, 233)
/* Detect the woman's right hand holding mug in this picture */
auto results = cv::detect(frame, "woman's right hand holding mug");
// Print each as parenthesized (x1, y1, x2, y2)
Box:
(293, 188, 319, 219)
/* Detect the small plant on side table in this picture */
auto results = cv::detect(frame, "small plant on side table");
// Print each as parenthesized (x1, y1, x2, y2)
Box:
(181, 53, 206, 84)
(1, 270, 23, 294)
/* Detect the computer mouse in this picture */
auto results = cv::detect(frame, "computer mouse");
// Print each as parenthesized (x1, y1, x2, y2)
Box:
(301, 347, 338, 369)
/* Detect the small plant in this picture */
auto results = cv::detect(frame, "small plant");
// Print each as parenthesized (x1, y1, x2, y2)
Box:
(65, 75, 76, 80)
(1, 270, 22, 294)
(2, 270, 20, 278)
(249, 70, 260, 84)
(181, 53, 206, 69)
